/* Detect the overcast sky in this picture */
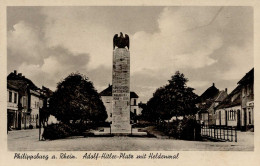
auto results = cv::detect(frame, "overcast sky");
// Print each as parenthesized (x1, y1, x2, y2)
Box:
(7, 6, 253, 102)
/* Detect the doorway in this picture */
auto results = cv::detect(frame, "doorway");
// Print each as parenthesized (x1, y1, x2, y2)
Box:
(237, 109, 241, 129)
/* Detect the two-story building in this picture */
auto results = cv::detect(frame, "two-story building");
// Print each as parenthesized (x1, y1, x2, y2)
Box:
(239, 68, 254, 131)
(7, 70, 46, 129)
(30, 89, 44, 128)
(215, 85, 241, 127)
(215, 68, 254, 131)
(7, 82, 19, 130)
(99, 84, 141, 123)
(130, 92, 140, 115)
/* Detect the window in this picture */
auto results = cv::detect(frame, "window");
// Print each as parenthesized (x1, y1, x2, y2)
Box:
(110, 113, 112, 117)
(134, 109, 137, 115)
(134, 99, 136, 105)
(23, 97, 27, 107)
(247, 84, 250, 96)
(14, 93, 17, 103)
(249, 111, 252, 124)
(242, 88, 246, 97)
(9, 91, 12, 102)
(228, 110, 236, 121)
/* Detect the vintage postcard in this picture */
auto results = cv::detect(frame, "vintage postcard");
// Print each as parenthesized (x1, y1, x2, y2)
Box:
(0, 0, 259, 166)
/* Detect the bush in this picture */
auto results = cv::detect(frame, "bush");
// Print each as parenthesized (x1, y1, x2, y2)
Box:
(42, 122, 111, 140)
(158, 117, 201, 140)
(132, 121, 155, 128)
(42, 123, 72, 140)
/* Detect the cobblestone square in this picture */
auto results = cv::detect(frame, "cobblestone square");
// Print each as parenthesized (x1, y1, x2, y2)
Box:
(8, 129, 253, 151)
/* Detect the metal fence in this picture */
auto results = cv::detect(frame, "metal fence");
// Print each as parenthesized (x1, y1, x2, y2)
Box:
(201, 125, 237, 142)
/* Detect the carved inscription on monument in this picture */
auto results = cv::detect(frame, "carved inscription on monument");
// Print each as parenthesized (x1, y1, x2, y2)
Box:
(111, 48, 131, 133)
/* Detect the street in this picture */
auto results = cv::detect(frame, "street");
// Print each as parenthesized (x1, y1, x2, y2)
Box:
(8, 129, 253, 151)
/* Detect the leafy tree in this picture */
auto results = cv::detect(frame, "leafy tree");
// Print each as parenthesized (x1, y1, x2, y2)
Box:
(49, 73, 107, 124)
(146, 71, 198, 122)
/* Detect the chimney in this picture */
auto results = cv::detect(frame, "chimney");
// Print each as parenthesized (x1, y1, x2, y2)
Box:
(225, 88, 228, 93)
(14, 70, 17, 75)
(18, 73, 22, 77)
(213, 83, 215, 87)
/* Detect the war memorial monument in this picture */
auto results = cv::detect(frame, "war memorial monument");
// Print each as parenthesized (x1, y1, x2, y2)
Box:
(93, 32, 146, 136)
(111, 32, 131, 134)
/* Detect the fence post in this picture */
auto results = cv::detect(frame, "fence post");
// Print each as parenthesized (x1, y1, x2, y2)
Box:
(227, 128, 229, 141)
(235, 128, 237, 142)
(214, 126, 216, 139)
(231, 127, 233, 142)
(220, 127, 222, 140)
(223, 126, 225, 140)
(216, 128, 218, 139)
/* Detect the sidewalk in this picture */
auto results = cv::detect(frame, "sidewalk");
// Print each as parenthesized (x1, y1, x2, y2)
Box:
(7, 128, 254, 151)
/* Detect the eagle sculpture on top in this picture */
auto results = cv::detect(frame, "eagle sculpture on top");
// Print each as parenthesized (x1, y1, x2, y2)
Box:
(113, 32, 130, 50)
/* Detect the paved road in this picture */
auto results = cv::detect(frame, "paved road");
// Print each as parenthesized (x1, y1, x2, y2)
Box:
(8, 129, 254, 151)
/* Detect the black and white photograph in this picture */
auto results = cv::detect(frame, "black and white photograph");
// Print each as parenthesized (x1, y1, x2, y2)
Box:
(1, 1, 260, 165)
(5, 6, 255, 152)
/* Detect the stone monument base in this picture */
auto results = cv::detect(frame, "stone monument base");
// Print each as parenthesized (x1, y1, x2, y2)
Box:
(111, 124, 131, 134)
(89, 127, 148, 137)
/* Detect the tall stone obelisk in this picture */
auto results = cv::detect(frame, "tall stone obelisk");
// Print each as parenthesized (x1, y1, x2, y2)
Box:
(111, 32, 131, 134)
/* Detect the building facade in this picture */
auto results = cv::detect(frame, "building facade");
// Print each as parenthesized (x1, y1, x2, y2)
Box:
(196, 83, 227, 126)
(7, 70, 49, 130)
(7, 83, 19, 130)
(215, 68, 254, 131)
(239, 68, 254, 131)
(99, 84, 141, 123)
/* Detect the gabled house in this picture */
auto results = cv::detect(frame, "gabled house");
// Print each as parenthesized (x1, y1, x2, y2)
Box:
(99, 84, 141, 123)
(215, 68, 254, 131)
(239, 68, 254, 131)
(7, 70, 46, 129)
(215, 85, 241, 127)
(196, 83, 228, 125)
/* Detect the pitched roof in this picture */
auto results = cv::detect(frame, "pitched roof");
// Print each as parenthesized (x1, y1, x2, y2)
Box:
(130, 92, 139, 98)
(238, 68, 254, 85)
(215, 90, 228, 102)
(7, 71, 39, 90)
(7, 81, 19, 91)
(197, 90, 227, 114)
(197, 83, 219, 103)
(99, 84, 112, 96)
(215, 85, 242, 109)
(41, 86, 53, 97)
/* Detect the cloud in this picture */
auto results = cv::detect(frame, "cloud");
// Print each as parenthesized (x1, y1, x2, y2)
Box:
(8, 21, 90, 90)
(7, 7, 253, 102)
(131, 7, 223, 74)
(220, 43, 253, 80)
(42, 7, 113, 69)
(8, 21, 47, 66)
